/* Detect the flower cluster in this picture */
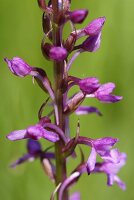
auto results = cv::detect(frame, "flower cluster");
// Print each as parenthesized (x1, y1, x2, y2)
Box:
(4, 0, 126, 199)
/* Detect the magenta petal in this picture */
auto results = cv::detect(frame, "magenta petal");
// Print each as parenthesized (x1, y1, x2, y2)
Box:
(75, 106, 102, 116)
(84, 17, 106, 35)
(42, 128, 60, 142)
(10, 154, 33, 168)
(97, 95, 123, 103)
(114, 175, 126, 190)
(6, 129, 27, 141)
(107, 174, 114, 186)
(87, 147, 97, 173)
(27, 125, 43, 140)
(82, 32, 101, 52)
(27, 124, 59, 142)
(93, 137, 119, 155)
(95, 83, 115, 96)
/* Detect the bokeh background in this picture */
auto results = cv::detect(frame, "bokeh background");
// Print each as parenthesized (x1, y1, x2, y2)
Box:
(0, 0, 133, 199)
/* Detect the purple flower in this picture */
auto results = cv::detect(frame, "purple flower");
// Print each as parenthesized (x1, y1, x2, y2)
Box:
(49, 47, 67, 61)
(10, 139, 42, 167)
(81, 32, 101, 52)
(63, 136, 118, 173)
(84, 17, 106, 36)
(7, 123, 60, 143)
(94, 83, 123, 103)
(68, 9, 88, 24)
(86, 137, 119, 173)
(4, 57, 33, 77)
(94, 149, 127, 190)
(75, 106, 102, 116)
(79, 77, 100, 94)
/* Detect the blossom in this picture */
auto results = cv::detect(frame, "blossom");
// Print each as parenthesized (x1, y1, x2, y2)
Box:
(94, 149, 127, 190)
(63, 136, 118, 173)
(68, 76, 122, 103)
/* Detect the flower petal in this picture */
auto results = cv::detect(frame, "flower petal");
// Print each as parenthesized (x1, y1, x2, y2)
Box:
(75, 106, 102, 116)
(6, 129, 27, 141)
(86, 147, 97, 173)
(84, 17, 106, 35)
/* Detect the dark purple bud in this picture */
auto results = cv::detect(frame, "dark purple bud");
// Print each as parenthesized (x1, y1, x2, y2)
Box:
(75, 106, 102, 116)
(79, 77, 100, 94)
(84, 17, 106, 35)
(94, 83, 123, 103)
(4, 57, 33, 77)
(81, 32, 101, 52)
(49, 47, 67, 61)
(68, 9, 88, 24)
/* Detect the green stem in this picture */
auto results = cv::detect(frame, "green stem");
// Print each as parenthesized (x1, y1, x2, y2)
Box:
(52, 0, 68, 199)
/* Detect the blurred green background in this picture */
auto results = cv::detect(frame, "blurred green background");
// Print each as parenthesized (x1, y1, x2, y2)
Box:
(0, 0, 133, 199)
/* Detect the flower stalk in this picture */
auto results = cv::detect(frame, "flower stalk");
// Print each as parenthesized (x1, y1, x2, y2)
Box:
(4, 0, 127, 199)
(52, 0, 68, 199)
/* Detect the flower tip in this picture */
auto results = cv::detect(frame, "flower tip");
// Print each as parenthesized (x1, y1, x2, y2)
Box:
(4, 57, 9, 63)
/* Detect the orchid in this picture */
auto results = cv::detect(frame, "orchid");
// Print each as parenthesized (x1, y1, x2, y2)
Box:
(4, 0, 126, 199)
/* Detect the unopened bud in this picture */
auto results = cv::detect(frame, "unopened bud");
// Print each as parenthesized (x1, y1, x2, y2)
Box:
(84, 17, 106, 36)
(4, 57, 33, 77)
(68, 9, 88, 24)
